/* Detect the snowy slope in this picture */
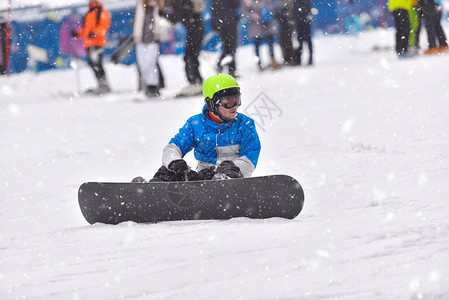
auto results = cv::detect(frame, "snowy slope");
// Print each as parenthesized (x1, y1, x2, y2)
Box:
(1, 28, 449, 299)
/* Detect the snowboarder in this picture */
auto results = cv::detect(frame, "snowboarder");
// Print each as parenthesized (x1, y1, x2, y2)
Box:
(159, 0, 205, 97)
(133, 0, 165, 97)
(71, 0, 111, 95)
(133, 73, 261, 182)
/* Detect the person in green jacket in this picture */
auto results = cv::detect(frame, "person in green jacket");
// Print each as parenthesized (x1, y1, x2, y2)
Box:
(408, 0, 421, 52)
(388, 0, 414, 57)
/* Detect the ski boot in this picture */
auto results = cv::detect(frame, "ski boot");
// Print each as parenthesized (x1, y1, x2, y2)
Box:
(145, 85, 160, 98)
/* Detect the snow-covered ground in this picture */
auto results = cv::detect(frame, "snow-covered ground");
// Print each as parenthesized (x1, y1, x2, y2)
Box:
(2, 27, 449, 299)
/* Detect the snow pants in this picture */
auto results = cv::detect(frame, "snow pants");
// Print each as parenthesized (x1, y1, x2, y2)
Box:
(213, 20, 238, 73)
(392, 9, 411, 55)
(277, 16, 295, 64)
(136, 42, 160, 87)
(180, 14, 204, 85)
(253, 35, 276, 67)
(421, 0, 437, 48)
(434, 4, 448, 47)
(420, 0, 447, 49)
(295, 20, 313, 65)
(87, 46, 107, 86)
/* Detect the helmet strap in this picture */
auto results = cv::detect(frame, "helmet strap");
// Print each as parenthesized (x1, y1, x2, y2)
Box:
(215, 110, 229, 123)
(205, 97, 232, 123)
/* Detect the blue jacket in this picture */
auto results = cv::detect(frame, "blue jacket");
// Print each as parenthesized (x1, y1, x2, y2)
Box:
(162, 106, 261, 177)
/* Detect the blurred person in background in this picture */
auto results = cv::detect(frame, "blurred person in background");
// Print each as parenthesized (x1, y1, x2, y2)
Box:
(211, 0, 240, 77)
(293, 0, 314, 65)
(241, 0, 280, 71)
(388, 0, 413, 58)
(432, 0, 448, 52)
(133, 0, 165, 97)
(159, 0, 205, 97)
(275, 0, 295, 66)
(72, 0, 111, 94)
(420, 0, 448, 54)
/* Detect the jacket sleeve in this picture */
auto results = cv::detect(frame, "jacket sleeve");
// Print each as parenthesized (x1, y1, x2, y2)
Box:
(233, 118, 261, 177)
(162, 117, 196, 167)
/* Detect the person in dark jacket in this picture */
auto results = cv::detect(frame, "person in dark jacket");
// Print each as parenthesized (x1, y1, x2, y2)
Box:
(275, 0, 295, 65)
(211, 0, 240, 77)
(160, 0, 205, 97)
(293, 0, 313, 66)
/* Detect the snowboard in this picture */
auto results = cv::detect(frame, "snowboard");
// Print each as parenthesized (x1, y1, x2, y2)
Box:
(111, 36, 134, 64)
(78, 175, 304, 225)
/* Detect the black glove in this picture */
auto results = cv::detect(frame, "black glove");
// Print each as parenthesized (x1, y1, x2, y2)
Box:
(70, 29, 78, 38)
(168, 159, 188, 173)
(186, 170, 200, 181)
(150, 163, 198, 182)
(88, 31, 96, 39)
(197, 166, 216, 180)
(215, 160, 243, 179)
(149, 166, 176, 182)
(168, 159, 189, 181)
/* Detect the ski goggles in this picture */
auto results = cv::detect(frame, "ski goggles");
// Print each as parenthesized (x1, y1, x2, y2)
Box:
(219, 94, 241, 109)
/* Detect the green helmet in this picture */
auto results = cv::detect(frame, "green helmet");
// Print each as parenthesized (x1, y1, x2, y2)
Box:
(203, 73, 240, 113)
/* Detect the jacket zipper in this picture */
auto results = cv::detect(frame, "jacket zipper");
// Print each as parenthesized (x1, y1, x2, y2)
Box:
(216, 127, 220, 163)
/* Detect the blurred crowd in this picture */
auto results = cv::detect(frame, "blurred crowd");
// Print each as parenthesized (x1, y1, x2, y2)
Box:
(70, 0, 448, 97)
(72, 0, 314, 97)
(389, 0, 448, 58)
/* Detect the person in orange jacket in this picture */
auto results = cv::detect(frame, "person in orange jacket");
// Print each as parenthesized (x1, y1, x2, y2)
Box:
(72, 0, 111, 94)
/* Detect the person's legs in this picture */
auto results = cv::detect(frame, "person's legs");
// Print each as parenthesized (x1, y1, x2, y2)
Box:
(182, 15, 204, 85)
(254, 37, 262, 69)
(87, 46, 109, 92)
(295, 37, 304, 65)
(295, 21, 308, 65)
(392, 9, 411, 55)
(421, 0, 438, 50)
(278, 19, 294, 64)
(221, 22, 238, 73)
(136, 43, 160, 88)
(266, 35, 280, 68)
(434, 5, 448, 48)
